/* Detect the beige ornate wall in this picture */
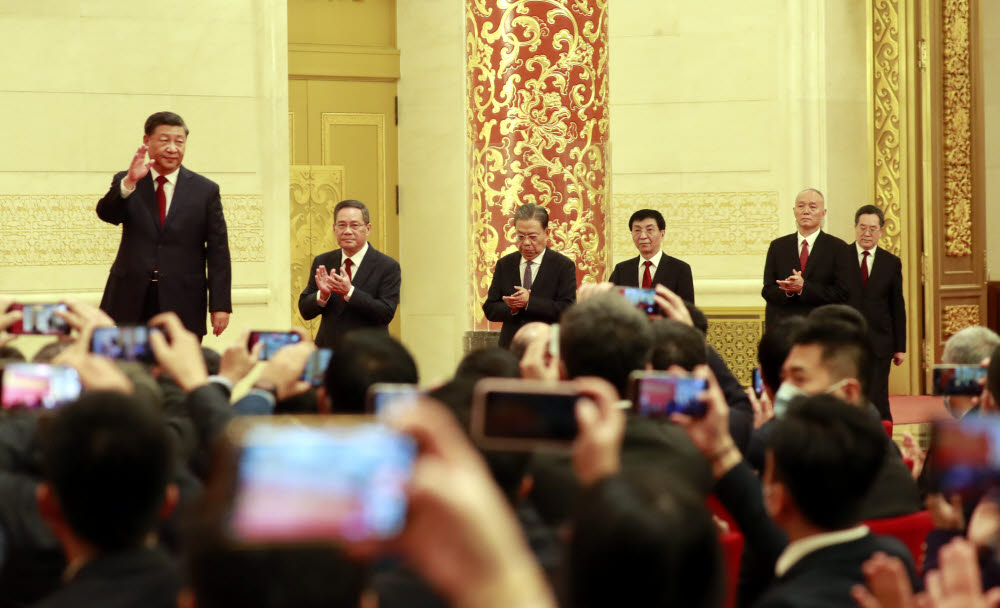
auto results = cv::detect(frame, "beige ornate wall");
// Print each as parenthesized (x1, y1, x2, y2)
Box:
(0, 1, 289, 361)
(984, 0, 1000, 281)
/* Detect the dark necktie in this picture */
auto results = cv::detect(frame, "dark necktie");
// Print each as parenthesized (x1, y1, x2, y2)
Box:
(523, 261, 533, 290)
(861, 250, 870, 286)
(642, 261, 653, 289)
(344, 258, 354, 281)
(799, 240, 809, 272)
(156, 175, 168, 226)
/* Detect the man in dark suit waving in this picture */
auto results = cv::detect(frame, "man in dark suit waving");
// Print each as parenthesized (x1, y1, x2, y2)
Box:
(846, 205, 906, 421)
(761, 188, 850, 327)
(97, 112, 232, 338)
(299, 200, 401, 348)
(483, 203, 577, 348)
(608, 209, 695, 303)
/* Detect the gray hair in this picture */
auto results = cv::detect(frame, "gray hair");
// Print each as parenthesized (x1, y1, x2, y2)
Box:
(942, 326, 1000, 364)
(334, 199, 370, 225)
(513, 203, 549, 230)
(796, 188, 825, 203)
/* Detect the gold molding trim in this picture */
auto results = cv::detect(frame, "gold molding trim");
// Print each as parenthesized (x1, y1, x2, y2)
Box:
(610, 192, 779, 259)
(289, 112, 295, 164)
(702, 306, 766, 387)
(320, 112, 386, 249)
(942, 0, 973, 257)
(942, 304, 979, 337)
(0, 194, 264, 267)
(871, 0, 904, 256)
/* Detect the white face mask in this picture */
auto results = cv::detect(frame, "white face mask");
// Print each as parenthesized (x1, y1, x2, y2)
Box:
(773, 381, 807, 418)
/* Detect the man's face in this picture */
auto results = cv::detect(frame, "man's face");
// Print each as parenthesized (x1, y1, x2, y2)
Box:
(855, 213, 883, 251)
(630, 217, 665, 257)
(793, 191, 826, 233)
(515, 218, 548, 261)
(143, 125, 186, 175)
(781, 344, 838, 396)
(334, 207, 371, 253)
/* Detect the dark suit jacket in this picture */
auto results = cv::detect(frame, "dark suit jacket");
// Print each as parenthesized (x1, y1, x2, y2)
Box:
(761, 231, 850, 328)
(608, 252, 695, 303)
(845, 245, 906, 358)
(97, 167, 232, 337)
(298, 246, 401, 349)
(33, 547, 179, 608)
(482, 249, 577, 348)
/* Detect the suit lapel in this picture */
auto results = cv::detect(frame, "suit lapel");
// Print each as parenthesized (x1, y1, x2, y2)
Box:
(528, 250, 554, 289)
(866, 246, 886, 287)
(802, 232, 826, 279)
(786, 234, 803, 274)
(350, 247, 377, 290)
(617, 257, 640, 287)
(162, 167, 189, 232)
(651, 254, 669, 286)
(137, 174, 161, 234)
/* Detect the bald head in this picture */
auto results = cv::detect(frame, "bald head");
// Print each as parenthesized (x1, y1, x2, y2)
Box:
(510, 322, 550, 360)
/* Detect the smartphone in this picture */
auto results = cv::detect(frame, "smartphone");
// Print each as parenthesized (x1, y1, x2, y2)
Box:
(932, 364, 988, 396)
(928, 417, 1000, 498)
(226, 417, 416, 544)
(617, 287, 658, 315)
(470, 378, 580, 451)
(248, 331, 302, 361)
(6, 303, 71, 336)
(366, 383, 422, 416)
(300, 348, 333, 387)
(627, 370, 708, 418)
(0, 363, 81, 410)
(752, 368, 765, 399)
(90, 326, 159, 363)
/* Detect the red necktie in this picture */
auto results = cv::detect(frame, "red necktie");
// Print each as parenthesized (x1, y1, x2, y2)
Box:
(155, 175, 168, 226)
(861, 250, 870, 286)
(641, 261, 653, 289)
(344, 258, 354, 281)
(799, 240, 809, 272)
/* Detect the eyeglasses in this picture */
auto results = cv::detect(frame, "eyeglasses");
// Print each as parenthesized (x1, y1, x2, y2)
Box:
(335, 222, 366, 231)
(514, 233, 543, 242)
(856, 225, 882, 234)
(631, 227, 660, 236)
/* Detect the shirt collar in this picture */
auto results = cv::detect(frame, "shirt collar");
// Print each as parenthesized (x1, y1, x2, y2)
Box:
(775, 525, 869, 577)
(521, 248, 545, 267)
(797, 230, 821, 252)
(856, 242, 876, 258)
(640, 249, 664, 267)
(150, 166, 179, 186)
(344, 241, 370, 267)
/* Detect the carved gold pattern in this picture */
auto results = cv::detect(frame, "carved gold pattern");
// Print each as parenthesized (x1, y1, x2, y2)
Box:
(467, 0, 610, 328)
(320, 112, 386, 250)
(872, 0, 903, 256)
(942, 0, 973, 257)
(0, 194, 264, 267)
(702, 308, 766, 387)
(289, 165, 345, 336)
(610, 192, 779, 261)
(942, 304, 980, 338)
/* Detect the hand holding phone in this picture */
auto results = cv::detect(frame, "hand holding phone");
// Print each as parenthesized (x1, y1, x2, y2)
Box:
(301, 348, 333, 387)
(6, 303, 71, 336)
(752, 368, 765, 399)
(928, 418, 1000, 499)
(628, 370, 708, 418)
(248, 331, 302, 361)
(1, 363, 81, 410)
(90, 326, 159, 363)
(617, 287, 659, 316)
(366, 383, 422, 416)
(470, 378, 580, 451)
(933, 364, 988, 396)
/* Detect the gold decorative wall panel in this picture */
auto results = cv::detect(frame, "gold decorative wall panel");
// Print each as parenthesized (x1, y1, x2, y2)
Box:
(942, 0, 973, 257)
(942, 304, 980, 338)
(610, 192, 780, 260)
(702, 307, 766, 387)
(871, 0, 904, 256)
(0, 194, 264, 267)
(289, 165, 345, 335)
(467, 0, 610, 328)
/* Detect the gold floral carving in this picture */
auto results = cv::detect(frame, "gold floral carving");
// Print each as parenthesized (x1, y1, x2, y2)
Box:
(942, 0, 973, 257)
(0, 194, 264, 267)
(467, 0, 610, 328)
(610, 192, 779, 260)
(942, 304, 979, 338)
(702, 309, 766, 387)
(289, 165, 345, 335)
(871, 0, 904, 256)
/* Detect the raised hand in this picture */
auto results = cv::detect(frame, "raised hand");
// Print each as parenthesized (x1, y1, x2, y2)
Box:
(123, 144, 153, 190)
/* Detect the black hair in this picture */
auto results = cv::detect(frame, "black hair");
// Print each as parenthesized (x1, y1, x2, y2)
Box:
(323, 330, 418, 413)
(757, 317, 806, 395)
(769, 394, 887, 529)
(568, 471, 723, 608)
(333, 199, 370, 225)
(513, 203, 549, 230)
(31, 341, 69, 364)
(41, 391, 172, 551)
(808, 304, 869, 335)
(144, 111, 189, 136)
(628, 209, 666, 232)
(454, 347, 521, 381)
(649, 319, 707, 372)
(560, 294, 653, 396)
(988, 344, 1000, 406)
(791, 319, 874, 401)
(682, 301, 709, 336)
(0, 345, 25, 361)
(201, 347, 221, 376)
(854, 205, 885, 227)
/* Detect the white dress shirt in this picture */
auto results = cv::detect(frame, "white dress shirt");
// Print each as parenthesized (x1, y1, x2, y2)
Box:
(121, 167, 179, 217)
(519, 248, 545, 288)
(637, 250, 664, 286)
(796, 230, 821, 260)
(774, 525, 869, 577)
(856, 242, 876, 272)
(318, 241, 369, 305)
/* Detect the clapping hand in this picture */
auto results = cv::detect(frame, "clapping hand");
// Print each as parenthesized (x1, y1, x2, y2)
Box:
(502, 287, 530, 312)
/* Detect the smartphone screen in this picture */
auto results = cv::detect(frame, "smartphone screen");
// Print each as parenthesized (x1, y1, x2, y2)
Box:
(928, 418, 1000, 498)
(629, 371, 708, 418)
(90, 326, 158, 363)
(471, 379, 579, 450)
(617, 287, 658, 315)
(7, 303, 71, 336)
(301, 348, 333, 387)
(752, 368, 764, 398)
(932, 364, 988, 396)
(366, 383, 422, 416)
(228, 421, 416, 543)
(1, 363, 81, 410)
(248, 331, 302, 361)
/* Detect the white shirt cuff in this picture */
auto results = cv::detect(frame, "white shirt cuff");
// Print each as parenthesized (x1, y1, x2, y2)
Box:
(317, 291, 329, 306)
(345, 285, 355, 301)
(207, 375, 234, 393)
(120, 180, 136, 198)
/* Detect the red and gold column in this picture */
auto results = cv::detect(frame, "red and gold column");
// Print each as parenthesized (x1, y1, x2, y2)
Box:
(466, 0, 610, 331)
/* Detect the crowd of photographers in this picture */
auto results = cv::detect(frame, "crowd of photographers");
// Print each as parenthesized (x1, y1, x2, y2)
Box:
(0, 287, 998, 608)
